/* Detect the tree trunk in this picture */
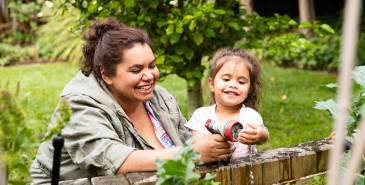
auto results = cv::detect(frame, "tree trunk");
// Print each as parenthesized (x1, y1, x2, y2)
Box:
(240, 0, 254, 15)
(0, 162, 7, 185)
(298, 0, 316, 37)
(187, 81, 203, 119)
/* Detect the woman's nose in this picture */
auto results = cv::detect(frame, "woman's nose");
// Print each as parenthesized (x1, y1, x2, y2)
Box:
(142, 71, 154, 81)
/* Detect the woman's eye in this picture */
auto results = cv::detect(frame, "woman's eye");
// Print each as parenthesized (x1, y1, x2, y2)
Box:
(131, 69, 141, 73)
(149, 64, 156, 69)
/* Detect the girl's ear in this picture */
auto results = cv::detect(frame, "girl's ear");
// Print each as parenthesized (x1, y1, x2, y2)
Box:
(208, 77, 214, 92)
(100, 67, 112, 85)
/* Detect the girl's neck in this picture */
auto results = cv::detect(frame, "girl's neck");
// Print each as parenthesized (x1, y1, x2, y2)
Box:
(215, 103, 242, 122)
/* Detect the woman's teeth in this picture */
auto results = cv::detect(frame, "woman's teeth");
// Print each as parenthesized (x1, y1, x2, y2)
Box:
(138, 85, 152, 90)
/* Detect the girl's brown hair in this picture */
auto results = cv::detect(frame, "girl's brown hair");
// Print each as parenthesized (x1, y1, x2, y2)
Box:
(207, 48, 262, 111)
(82, 17, 152, 80)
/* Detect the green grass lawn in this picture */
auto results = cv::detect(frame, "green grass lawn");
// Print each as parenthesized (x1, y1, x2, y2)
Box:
(0, 62, 336, 150)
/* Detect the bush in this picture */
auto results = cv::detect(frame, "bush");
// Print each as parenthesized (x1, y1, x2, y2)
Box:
(0, 43, 37, 66)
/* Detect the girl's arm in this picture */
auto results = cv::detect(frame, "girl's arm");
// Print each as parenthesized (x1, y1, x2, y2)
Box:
(238, 123, 269, 145)
(117, 134, 234, 174)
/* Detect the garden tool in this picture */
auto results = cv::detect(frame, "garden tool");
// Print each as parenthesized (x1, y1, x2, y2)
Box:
(205, 119, 244, 142)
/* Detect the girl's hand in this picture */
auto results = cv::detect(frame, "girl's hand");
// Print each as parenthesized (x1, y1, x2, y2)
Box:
(193, 134, 235, 163)
(238, 123, 269, 145)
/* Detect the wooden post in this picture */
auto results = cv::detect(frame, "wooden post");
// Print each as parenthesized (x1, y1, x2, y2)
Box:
(327, 0, 362, 184)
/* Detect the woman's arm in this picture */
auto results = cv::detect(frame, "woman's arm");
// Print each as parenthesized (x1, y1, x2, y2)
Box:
(117, 134, 234, 174)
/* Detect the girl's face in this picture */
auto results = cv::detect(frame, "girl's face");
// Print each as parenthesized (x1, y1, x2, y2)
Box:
(102, 43, 159, 105)
(209, 60, 251, 109)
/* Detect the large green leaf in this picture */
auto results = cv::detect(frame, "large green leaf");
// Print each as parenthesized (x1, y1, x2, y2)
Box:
(353, 66, 365, 89)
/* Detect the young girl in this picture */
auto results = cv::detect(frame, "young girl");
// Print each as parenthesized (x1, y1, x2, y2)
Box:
(185, 48, 269, 157)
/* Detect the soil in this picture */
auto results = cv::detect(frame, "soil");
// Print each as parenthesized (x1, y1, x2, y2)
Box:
(6, 59, 69, 67)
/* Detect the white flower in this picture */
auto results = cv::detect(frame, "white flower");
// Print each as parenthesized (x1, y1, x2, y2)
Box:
(98, 6, 102, 11)
(70, 0, 76, 3)
(37, 12, 43, 17)
(93, 1, 97, 5)
(45, 1, 53, 7)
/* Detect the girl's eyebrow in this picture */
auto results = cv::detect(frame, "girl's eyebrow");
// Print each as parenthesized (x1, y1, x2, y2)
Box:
(128, 58, 156, 69)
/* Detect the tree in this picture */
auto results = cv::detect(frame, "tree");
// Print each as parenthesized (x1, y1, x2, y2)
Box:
(298, 0, 316, 37)
(61, 0, 249, 117)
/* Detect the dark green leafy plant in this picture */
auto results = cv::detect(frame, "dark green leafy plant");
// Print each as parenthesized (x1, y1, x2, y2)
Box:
(0, 88, 33, 184)
(155, 137, 220, 185)
(314, 65, 365, 137)
(43, 98, 72, 141)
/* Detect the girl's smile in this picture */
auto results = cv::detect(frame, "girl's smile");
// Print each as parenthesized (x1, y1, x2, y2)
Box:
(209, 60, 251, 109)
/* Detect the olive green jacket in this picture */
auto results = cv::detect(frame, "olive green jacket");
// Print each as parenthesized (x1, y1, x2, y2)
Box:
(30, 71, 190, 184)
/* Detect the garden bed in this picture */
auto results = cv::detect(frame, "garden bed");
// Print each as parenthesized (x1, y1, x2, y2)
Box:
(59, 138, 333, 185)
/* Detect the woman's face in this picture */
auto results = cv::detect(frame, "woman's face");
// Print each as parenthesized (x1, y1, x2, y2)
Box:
(102, 43, 159, 105)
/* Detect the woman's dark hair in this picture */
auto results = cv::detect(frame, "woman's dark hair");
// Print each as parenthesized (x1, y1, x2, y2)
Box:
(82, 17, 152, 80)
(207, 48, 262, 111)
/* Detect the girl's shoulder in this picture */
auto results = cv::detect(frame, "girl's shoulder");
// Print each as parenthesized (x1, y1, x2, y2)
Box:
(193, 104, 215, 115)
(239, 106, 263, 124)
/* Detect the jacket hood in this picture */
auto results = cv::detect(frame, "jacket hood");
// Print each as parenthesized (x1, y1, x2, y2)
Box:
(60, 71, 118, 109)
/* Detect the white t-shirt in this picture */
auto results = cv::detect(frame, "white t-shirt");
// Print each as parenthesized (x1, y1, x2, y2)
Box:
(185, 104, 264, 157)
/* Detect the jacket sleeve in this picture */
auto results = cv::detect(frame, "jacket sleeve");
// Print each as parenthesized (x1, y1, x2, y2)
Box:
(61, 95, 135, 176)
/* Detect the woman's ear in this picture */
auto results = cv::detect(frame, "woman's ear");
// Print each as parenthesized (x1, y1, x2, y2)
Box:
(100, 67, 112, 85)
(208, 78, 214, 92)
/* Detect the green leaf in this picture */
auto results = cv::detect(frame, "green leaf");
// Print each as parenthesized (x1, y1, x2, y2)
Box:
(99, 9, 111, 17)
(193, 33, 204, 46)
(166, 24, 174, 35)
(169, 55, 183, 63)
(203, 29, 215, 37)
(150, 0, 159, 9)
(124, 0, 135, 7)
(185, 49, 194, 60)
(169, 33, 180, 45)
(110, 1, 120, 8)
(209, 20, 221, 28)
(228, 22, 240, 30)
(87, 3, 98, 11)
(319, 83, 338, 94)
(189, 20, 197, 31)
(14, 128, 27, 151)
(156, 55, 165, 65)
(214, 9, 226, 15)
(176, 27, 184, 34)
(321, 24, 335, 34)
(314, 98, 337, 116)
(353, 66, 365, 89)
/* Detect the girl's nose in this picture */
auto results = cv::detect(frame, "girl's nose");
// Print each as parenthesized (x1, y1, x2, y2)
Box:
(229, 81, 238, 88)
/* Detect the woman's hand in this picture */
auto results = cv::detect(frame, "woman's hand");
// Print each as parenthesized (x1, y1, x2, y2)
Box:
(192, 134, 235, 163)
(238, 124, 269, 145)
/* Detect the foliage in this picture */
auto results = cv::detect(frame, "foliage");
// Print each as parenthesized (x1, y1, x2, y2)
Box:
(155, 137, 219, 185)
(239, 14, 337, 70)
(58, 0, 250, 87)
(7, 0, 41, 44)
(0, 86, 42, 184)
(43, 99, 72, 141)
(314, 66, 365, 137)
(306, 175, 328, 185)
(0, 43, 37, 66)
(340, 150, 365, 184)
(36, 2, 84, 64)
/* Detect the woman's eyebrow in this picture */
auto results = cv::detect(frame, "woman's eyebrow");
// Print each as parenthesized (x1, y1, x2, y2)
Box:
(128, 58, 156, 69)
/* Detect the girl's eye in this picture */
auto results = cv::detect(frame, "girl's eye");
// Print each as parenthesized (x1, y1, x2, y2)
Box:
(222, 78, 229, 82)
(238, 81, 245, 85)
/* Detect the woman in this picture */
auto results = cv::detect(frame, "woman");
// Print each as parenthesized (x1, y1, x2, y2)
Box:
(30, 17, 234, 183)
